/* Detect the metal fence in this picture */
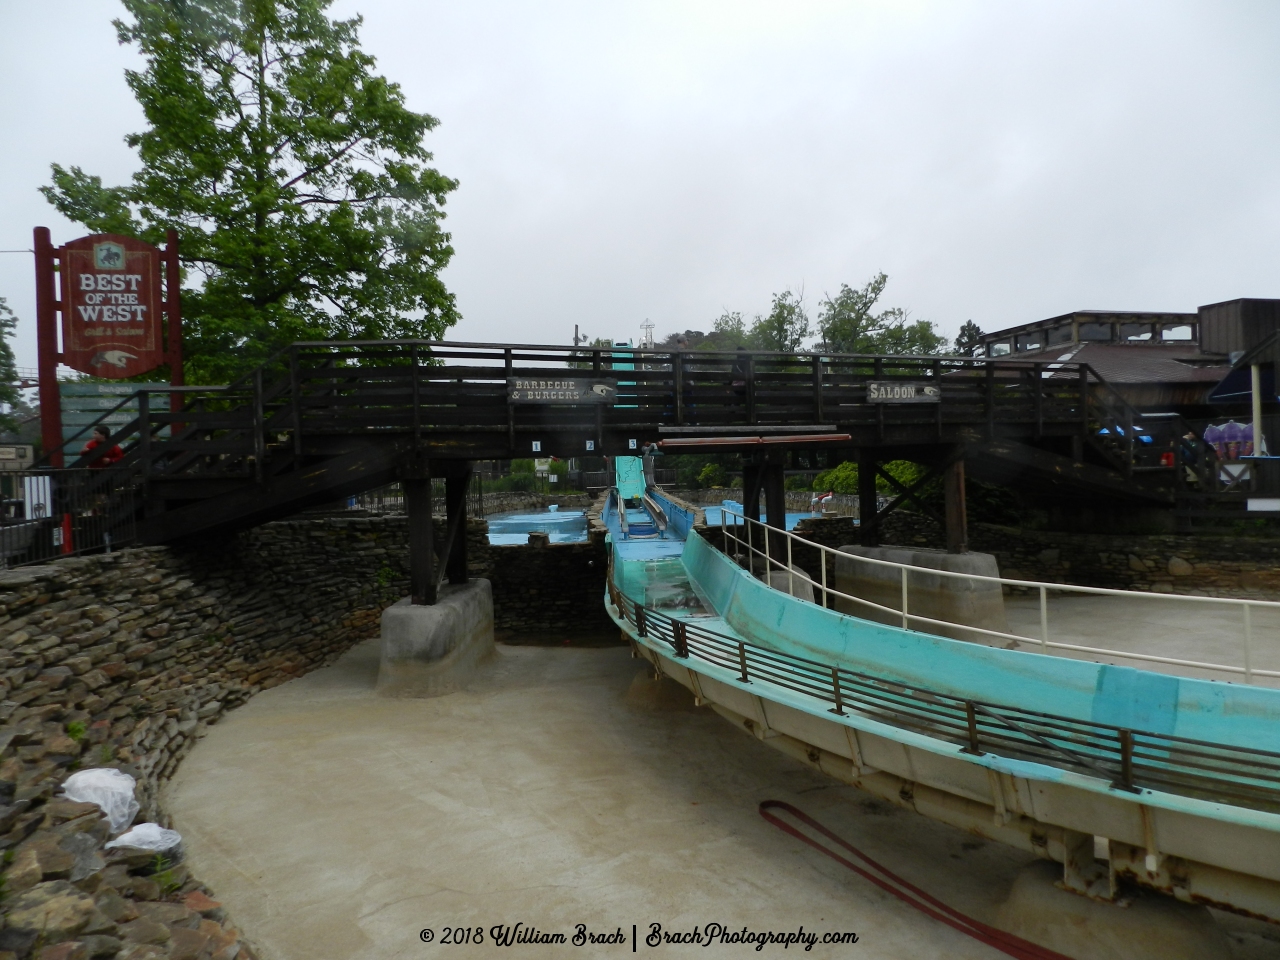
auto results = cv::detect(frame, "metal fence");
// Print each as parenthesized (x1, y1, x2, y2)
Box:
(718, 509, 1280, 685)
(344, 477, 488, 517)
(0, 469, 138, 568)
(608, 578, 1280, 813)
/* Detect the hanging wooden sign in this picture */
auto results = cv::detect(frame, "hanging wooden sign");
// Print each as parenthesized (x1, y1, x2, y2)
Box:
(33, 227, 184, 467)
(60, 234, 165, 379)
(866, 381, 941, 403)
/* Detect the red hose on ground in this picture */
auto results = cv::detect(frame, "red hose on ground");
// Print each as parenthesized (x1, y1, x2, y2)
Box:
(759, 800, 1075, 960)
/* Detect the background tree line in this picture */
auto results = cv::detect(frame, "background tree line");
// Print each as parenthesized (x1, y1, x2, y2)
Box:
(656, 273, 985, 358)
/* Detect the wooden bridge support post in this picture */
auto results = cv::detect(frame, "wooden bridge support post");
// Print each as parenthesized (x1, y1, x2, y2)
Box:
(762, 455, 788, 563)
(742, 459, 763, 523)
(444, 466, 473, 585)
(763, 457, 786, 531)
(944, 456, 968, 554)
(406, 475, 436, 605)
(858, 449, 879, 546)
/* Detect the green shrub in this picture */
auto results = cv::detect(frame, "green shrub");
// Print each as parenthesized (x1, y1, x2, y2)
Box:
(488, 472, 537, 492)
(813, 461, 858, 493)
(697, 463, 727, 488)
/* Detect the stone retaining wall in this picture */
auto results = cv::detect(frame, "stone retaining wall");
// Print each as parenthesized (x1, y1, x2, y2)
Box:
(673, 487, 858, 514)
(0, 510, 616, 959)
(715, 512, 1280, 600)
(0, 523, 399, 959)
(338, 491, 594, 520)
(872, 513, 1280, 599)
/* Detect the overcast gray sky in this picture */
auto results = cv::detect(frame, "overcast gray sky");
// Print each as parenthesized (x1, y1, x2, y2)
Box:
(2, 1, 1279, 370)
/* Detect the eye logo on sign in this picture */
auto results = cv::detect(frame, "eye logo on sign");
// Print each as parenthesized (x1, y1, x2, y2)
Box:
(90, 350, 139, 369)
(93, 242, 125, 270)
(60, 233, 165, 379)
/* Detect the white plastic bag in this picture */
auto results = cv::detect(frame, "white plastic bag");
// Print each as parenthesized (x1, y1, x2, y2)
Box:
(105, 822, 183, 854)
(61, 768, 139, 834)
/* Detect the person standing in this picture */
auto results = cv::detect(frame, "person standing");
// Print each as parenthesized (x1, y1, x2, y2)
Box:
(82, 426, 124, 468)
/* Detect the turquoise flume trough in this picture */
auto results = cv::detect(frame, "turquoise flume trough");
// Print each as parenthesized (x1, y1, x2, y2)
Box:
(600, 457, 1280, 919)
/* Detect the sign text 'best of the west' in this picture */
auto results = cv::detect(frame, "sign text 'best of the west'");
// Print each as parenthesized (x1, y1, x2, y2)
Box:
(60, 234, 165, 379)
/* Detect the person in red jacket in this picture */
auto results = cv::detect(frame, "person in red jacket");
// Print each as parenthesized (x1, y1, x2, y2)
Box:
(82, 425, 123, 468)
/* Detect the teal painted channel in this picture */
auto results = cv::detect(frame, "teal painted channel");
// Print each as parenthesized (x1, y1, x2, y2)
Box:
(605, 522, 1280, 832)
(678, 531, 1280, 753)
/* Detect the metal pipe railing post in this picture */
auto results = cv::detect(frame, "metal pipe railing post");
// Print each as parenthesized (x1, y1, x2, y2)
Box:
(821, 545, 828, 608)
(830, 666, 845, 715)
(764, 518, 771, 579)
(1244, 603, 1254, 684)
(778, 529, 788, 599)
(737, 641, 751, 683)
(1039, 586, 1049, 651)
(901, 566, 909, 629)
(1118, 730, 1135, 790)
(963, 701, 982, 755)
(674, 620, 688, 658)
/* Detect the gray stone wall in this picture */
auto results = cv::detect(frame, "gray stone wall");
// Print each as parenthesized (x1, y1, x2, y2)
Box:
(674, 487, 858, 514)
(0, 511, 616, 957)
(877, 513, 1280, 599)
(0, 523, 395, 958)
(717, 512, 1280, 600)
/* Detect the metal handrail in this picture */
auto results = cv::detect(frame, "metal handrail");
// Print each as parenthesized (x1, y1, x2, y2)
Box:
(719, 508, 1280, 684)
(608, 577, 1280, 812)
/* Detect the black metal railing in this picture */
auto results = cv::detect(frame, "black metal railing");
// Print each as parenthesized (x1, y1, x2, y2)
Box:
(608, 578, 1280, 814)
(343, 476, 487, 517)
(0, 469, 138, 567)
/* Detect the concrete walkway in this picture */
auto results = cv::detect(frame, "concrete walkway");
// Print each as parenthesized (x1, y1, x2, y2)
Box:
(1003, 595, 1280, 686)
(165, 641, 1279, 960)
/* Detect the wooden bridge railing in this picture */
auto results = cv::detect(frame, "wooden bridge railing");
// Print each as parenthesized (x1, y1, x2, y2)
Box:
(41, 340, 1207, 490)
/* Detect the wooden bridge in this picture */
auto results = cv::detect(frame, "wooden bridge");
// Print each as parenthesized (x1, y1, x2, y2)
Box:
(39, 339, 1223, 599)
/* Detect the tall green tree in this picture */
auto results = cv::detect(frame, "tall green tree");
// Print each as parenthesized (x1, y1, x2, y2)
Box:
(42, 0, 459, 383)
(817, 273, 945, 356)
(748, 290, 809, 353)
(0, 299, 21, 433)
(711, 310, 747, 343)
(953, 320, 985, 357)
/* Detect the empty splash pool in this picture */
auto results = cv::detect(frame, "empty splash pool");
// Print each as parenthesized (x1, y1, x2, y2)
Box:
(487, 507, 589, 545)
(704, 501, 830, 531)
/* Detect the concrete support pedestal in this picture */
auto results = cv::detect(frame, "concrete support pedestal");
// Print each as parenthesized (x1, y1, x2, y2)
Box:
(995, 861, 1231, 960)
(831, 545, 1008, 642)
(376, 579, 495, 698)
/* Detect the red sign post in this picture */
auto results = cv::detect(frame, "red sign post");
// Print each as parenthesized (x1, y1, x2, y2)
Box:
(33, 228, 183, 467)
(61, 234, 165, 378)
